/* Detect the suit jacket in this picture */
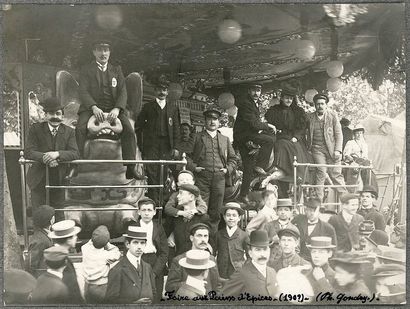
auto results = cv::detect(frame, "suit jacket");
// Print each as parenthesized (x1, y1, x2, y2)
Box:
(357, 207, 386, 231)
(26, 122, 79, 190)
(62, 259, 84, 304)
(135, 99, 180, 151)
(328, 212, 364, 252)
(31, 272, 69, 304)
(292, 215, 337, 261)
(187, 131, 238, 186)
(176, 282, 205, 299)
(134, 219, 168, 276)
(78, 62, 127, 113)
(29, 228, 53, 276)
(264, 220, 298, 264)
(307, 109, 343, 159)
(105, 256, 156, 304)
(222, 260, 279, 301)
(216, 227, 249, 279)
(166, 252, 220, 293)
(233, 94, 270, 143)
(270, 253, 311, 272)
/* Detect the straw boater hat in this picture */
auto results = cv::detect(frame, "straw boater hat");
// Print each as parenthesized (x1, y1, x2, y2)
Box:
(123, 226, 147, 240)
(306, 236, 336, 249)
(179, 249, 216, 270)
(221, 202, 244, 216)
(48, 220, 81, 239)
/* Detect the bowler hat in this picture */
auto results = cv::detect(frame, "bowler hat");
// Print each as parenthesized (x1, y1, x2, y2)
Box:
(32, 205, 55, 228)
(340, 193, 359, 204)
(189, 222, 211, 235)
(179, 249, 216, 270)
(179, 184, 200, 197)
(4, 269, 37, 295)
(138, 197, 156, 208)
(221, 202, 244, 216)
(92, 225, 110, 249)
(365, 229, 389, 247)
(277, 198, 293, 208)
(123, 226, 147, 240)
(305, 197, 321, 209)
(40, 97, 64, 113)
(376, 245, 405, 264)
(306, 236, 336, 249)
(49, 220, 81, 239)
(313, 93, 329, 103)
(277, 225, 300, 240)
(247, 230, 273, 247)
(358, 220, 375, 236)
(372, 264, 405, 278)
(43, 246, 69, 262)
(359, 185, 378, 199)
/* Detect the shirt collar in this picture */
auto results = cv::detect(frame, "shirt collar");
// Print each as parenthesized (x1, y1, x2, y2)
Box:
(156, 97, 166, 109)
(251, 260, 267, 277)
(341, 210, 353, 223)
(140, 220, 153, 228)
(316, 113, 325, 120)
(47, 269, 63, 279)
(226, 225, 238, 237)
(206, 129, 217, 138)
(126, 251, 141, 269)
(96, 61, 108, 72)
(185, 275, 206, 295)
(48, 123, 60, 133)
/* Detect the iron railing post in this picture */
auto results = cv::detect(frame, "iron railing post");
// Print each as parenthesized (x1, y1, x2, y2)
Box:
(293, 156, 297, 209)
(19, 151, 29, 266)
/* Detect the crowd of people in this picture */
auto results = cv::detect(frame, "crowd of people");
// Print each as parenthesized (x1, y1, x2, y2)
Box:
(4, 38, 405, 305)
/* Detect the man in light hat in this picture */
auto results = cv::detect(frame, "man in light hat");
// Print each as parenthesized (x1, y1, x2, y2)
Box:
(216, 202, 248, 279)
(136, 75, 181, 202)
(176, 249, 216, 299)
(187, 107, 238, 237)
(307, 93, 347, 201)
(222, 230, 279, 301)
(271, 225, 311, 271)
(328, 193, 364, 252)
(49, 219, 83, 303)
(77, 39, 139, 180)
(372, 264, 405, 303)
(31, 246, 70, 304)
(292, 197, 337, 261)
(358, 185, 386, 231)
(105, 226, 156, 304)
(4, 269, 37, 304)
(26, 97, 79, 209)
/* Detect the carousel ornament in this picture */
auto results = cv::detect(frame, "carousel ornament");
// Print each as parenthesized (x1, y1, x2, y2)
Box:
(326, 60, 344, 78)
(304, 89, 318, 103)
(327, 77, 342, 92)
(323, 4, 368, 27)
(218, 92, 235, 109)
(295, 40, 316, 60)
(168, 82, 183, 100)
(217, 19, 242, 44)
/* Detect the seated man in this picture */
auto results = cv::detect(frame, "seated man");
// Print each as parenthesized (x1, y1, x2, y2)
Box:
(76, 38, 139, 179)
(357, 186, 386, 231)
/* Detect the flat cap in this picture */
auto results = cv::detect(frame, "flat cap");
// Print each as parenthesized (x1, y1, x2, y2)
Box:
(340, 193, 359, 204)
(278, 225, 300, 240)
(189, 222, 211, 235)
(92, 225, 110, 249)
(313, 93, 329, 103)
(43, 246, 69, 262)
(138, 196, 156, 208)
(33, 205, 55, 228)
(179, 184, 200, 197)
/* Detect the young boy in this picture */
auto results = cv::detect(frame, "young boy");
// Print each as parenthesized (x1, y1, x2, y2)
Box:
(216, 202, 248, 279)
(81, 225, 121, 303)
(132, 197, 168, 303)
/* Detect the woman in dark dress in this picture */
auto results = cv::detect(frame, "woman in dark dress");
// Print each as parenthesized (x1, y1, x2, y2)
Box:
(264, 87, 310, 187)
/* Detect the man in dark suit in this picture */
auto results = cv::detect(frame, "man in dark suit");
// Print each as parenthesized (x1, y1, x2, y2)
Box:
(292, 198, 337, 261)
(135, 77, 180, 202)
(233, 83, 276, 202)
(357, 185, 386, 231)
(76, 39, 139, 179)
(105, 226, 156, 304)
(26, 97, 79, 210)
(222, 230, 279, 302)
(31, 246, 70, 304)
(187, 107, 238, 237)
(49, 220, 83, 304)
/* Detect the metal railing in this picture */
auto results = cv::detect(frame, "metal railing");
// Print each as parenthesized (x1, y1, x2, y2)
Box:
(19, 151, 187, 256)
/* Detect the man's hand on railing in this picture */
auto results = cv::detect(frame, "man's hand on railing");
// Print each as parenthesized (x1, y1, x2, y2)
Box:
(43, 151, 60, 165)
(170, 148, 180, 159)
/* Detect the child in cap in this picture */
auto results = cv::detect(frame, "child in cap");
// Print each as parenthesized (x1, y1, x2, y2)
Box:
(81, 225, 120, 303)
(216, 202, 248, 279)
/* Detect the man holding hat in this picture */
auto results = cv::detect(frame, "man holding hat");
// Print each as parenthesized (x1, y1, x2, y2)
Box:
(176, 249, 216, 300)
(77, 39, 139, 180)
(187, 106, 238, 237)
(136, 75, 181, 203)
(307, 93, 346, 200)
(292, 197, 337, 261)
(105, 226, 156, 304)
(49, 219, 83, 304)
(357, 185, 386, 231)
(26, 97, 79, 209)
(216, 202, 249, 279)
(31, 246, 70, 304)
(222, 230, 279, 301)
(328, 193, 364, 252)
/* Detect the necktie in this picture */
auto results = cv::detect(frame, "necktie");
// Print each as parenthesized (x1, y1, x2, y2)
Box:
(51, 128, 58, 137)
(97, 63, 107, 72)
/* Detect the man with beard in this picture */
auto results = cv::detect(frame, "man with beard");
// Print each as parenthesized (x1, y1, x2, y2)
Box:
(307, 94, 347, 201)
(136, 77, 180, 203)
(26, 98, 79, 210)
(76, 39, 139, 179)
(234, 83, 277, 203)
(357, 186, 386, 231)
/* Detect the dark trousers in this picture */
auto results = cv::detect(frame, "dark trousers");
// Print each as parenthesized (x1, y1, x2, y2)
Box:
(143, 136, 171, 205)
(85, 282, 107, 304)
(252, 133, 275, 170)
(238, 144, 255, 197)
(142, 252, 164, 303)
(76, 110, 136, 161)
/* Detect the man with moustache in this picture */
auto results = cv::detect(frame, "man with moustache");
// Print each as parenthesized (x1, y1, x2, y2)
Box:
(76, 39, 139, 179)
(26, 98, 79, 210)
(234, 83, 277, 203)
(307, 94, 346, 201)
(135, 77, 180, 203)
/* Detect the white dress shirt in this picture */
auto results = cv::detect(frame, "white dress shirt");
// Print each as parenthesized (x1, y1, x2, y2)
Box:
(48, 123, 60, 136)
(185, 275, 206, 295)
(126, 250, 141, 270)
(140, 220, 157, 254)
(226, 225, 238, 238)
(341, 210, 353, 225)
(307, 220, 318, 236)
(206, 129, 217, 139)
(251, 260, 267, 278)
(156, 98, 166, 110)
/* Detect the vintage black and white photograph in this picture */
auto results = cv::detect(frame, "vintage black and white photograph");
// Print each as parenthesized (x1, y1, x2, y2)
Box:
(2, 2, 406, 306)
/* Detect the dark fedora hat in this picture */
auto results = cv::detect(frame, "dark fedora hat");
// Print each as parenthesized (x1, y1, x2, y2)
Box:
(313, 93, 329, 103)
(92, 38, 111, 48)
(276, 198, 294, 208)
(247, 230, 273, 247)
(359, 185, 378, 199)
(179, 184, 200, 197)
(40, 97, 64, 113)
(123, 226, 147, 240)
(277, 225, 300, 240)
(306, 236, 336, 249)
